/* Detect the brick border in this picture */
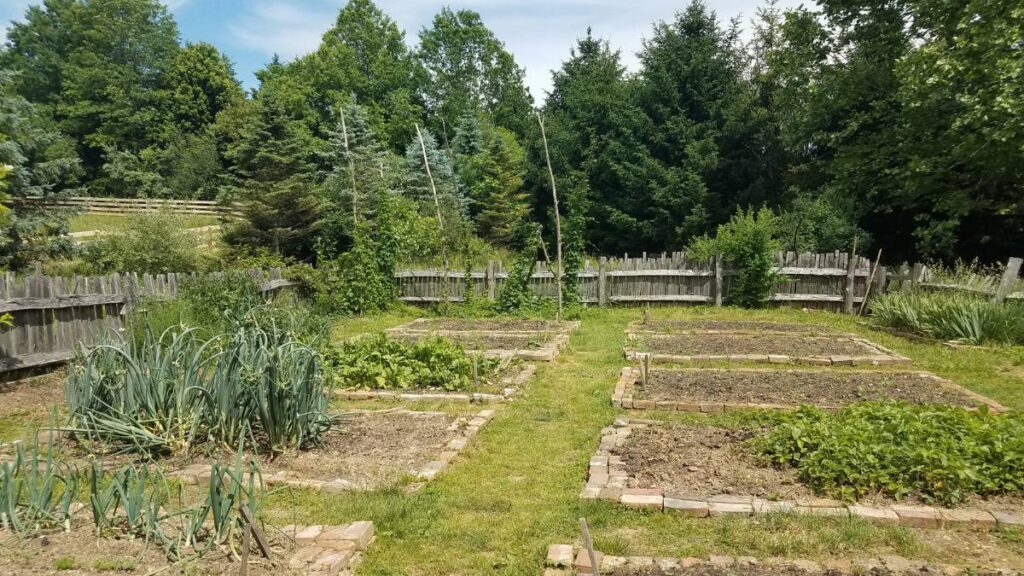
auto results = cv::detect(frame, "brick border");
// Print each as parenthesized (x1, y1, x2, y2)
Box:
(543, 544, 1016, 576)
(283, 521, 374, 576)
(625, 320, 857, 338)
(579, 419, 1024, 531)
(623, 333, 911, 366)
(385, 318, 579, 362)
(611, 367, 1008, 413)
(388, 318, 581, 336)
(334, 363, 536, 404)
(169, 409, 496, 493)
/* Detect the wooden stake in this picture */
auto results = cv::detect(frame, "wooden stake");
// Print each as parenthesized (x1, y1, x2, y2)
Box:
(340, 108, 358, 222)
(415, 124, 450, 301)
(239, 504, 271, 560)
(579, 517, 601, 576)
(536, 111, 563, 321)
(858, 249, 883, 316)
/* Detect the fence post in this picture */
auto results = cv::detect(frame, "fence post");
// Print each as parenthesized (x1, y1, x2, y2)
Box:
(911, 263, 924, 287)
(714, 254, 723, 307)
(993, 257, 1023, 303)
(486, 260, 496, 301)
(598, 257, 607, 306)
(843, 239, 859, 314)
(874, 265, 888, 297)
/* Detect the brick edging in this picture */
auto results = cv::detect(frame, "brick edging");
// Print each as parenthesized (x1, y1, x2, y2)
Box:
(168, 409, 496, 493)
(612, 367, 1008, 413)
(388, 319, 581, 336)
(283, 521, 374, 575)
(334, 364, 536, 404)
(543, 543, 1016, 575)
(625, 320, 860, 338)
(579, 419, 1024, 531)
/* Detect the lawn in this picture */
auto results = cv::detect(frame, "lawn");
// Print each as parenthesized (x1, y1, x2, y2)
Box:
(68, 213, 221, 233)
(256, 306, 1024, 574)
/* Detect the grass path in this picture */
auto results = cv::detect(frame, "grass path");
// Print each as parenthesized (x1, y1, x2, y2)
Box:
(269, 307, 1024, 575)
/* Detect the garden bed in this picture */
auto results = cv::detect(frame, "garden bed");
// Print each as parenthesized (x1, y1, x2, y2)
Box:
(390, 318, 579, 334)
(612, 367, 1006, 412)
(624, 334, 909, 365)
(389, 331, 570, 361)
(335, 363, 536, 403)
(581, 420, 1024, 528)
(170, 409, 494, 492)
(627, 320, 838, 335)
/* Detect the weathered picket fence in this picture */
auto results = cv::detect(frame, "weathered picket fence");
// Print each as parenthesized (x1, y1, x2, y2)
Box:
(0, 269, 291, 372)
(395, 251, 879, 310)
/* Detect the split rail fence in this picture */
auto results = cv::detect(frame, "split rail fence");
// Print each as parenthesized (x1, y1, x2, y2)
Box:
(19, 196, 240, 217)
(0, 269, 291, 372)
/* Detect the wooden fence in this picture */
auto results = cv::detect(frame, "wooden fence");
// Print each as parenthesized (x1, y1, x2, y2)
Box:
(19, 196, 239, 217)
(396, 251, 878, 310)
(894, 257, 1024, 302)
(0, 269, 291, 372)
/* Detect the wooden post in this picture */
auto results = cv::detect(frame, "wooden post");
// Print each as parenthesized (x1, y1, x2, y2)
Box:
(714, 254, 723, 307)
(579, 518, 601, 576)
(843, 237, 859, 314)
(486, 260, 496, 301)
(598, 257, 607, 306)
(993, 257, 1022, 303)
(911, 263, 924, 287)
(536, 111, 563, 321)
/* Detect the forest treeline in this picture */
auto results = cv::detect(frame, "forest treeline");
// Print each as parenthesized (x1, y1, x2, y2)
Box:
(0, 0, 1021, 272)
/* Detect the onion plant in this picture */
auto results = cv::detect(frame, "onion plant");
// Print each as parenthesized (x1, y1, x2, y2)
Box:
(0, 441, 77, 536)
(871, 290, 1024, 345)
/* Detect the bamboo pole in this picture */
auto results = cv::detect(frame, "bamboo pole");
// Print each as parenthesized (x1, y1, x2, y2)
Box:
(858, 249, 883, 316)
(536, 111, 563, 321)
(340, 108, 357, 222)
(415, 124, 450, 302)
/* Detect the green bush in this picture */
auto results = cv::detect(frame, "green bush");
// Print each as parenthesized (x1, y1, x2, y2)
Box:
(328, 334, 501, 392)
(80, 212, 214, 274)
(690, 207, 780, 308)
(870, 290, 1024, 345)
(754, 403, 1024, 506)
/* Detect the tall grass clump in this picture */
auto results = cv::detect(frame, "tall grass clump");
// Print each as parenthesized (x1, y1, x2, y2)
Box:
(65, 319, 331, 457)
(871, 290, 1024, 344)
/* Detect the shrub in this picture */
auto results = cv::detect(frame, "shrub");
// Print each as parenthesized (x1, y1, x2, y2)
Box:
(328, 334, 501, 392)
(754, 403, 1024, 506)
(80, 211, 213, 274)
(690, 207, 780, 308)
(870, 290, 1024, 345)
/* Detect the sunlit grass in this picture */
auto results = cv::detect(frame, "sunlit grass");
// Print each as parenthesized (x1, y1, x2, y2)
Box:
(68, 213, 221, 233)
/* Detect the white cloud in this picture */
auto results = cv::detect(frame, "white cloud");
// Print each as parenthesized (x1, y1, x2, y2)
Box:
(226, 1, 336, 60)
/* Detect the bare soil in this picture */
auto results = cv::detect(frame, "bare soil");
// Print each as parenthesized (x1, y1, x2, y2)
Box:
(634, 334, 883, 358)
(640, 369, 986, 409)
(0, 526, 299, 576)
(392, 331, 552, 351)
(636, 320, 834, 334)
(618, 424, 1024, 515)
(0, 371, 65, 420)
(260, 410, 463, 488)
(608, 564, 1015, 576)
(404, 318, 569, 332)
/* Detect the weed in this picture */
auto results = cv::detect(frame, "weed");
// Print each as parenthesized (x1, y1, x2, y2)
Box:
(53, 556, 76, 570)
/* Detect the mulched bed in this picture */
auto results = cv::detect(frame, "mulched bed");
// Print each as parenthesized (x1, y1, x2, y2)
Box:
(634, 320, 835, 334)
(391, 331, 552, 351)
(635, 334, 885, 358)
(640, 369, 988, 409)
(618, 423, 1024, 515)
(399, 318, 570, 333)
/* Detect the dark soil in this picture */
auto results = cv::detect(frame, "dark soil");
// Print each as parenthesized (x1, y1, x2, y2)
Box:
(406, 319, 569, 333)
(636, 320, 834, 334)
(0, 526, 299, 575)
(259, 410, 463, 488)
(641, 370, 985, 408)
(392, 332, 552, 351)
(635, 334, 883, 358)
(618, 424, 1024, 515)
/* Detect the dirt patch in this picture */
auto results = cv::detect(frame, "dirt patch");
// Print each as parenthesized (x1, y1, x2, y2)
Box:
(608, 565, 825, 576)
(0, 526, 299, 576)
(618, 424, 1024, 515)
(258, 410, 463, 489)
(634, 334, 885, 358)
(401, 318, 570, 333)
(641, 370, 987, 409)
(0, 371, 65, 420)
(635, 320, 834, 334)
(391, 331, 551, 351)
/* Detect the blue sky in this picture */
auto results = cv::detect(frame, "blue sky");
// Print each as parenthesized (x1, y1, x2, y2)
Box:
(1, 0, 806, 100)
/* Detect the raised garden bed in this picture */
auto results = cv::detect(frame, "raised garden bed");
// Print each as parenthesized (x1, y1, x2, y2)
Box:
(170, 409, 494, 493)
(389, 331, 570, 362)
(0, 517, 374, 576)
(335, 363, 536, 403)
(390, 318, 579, 334)
(581, 419, 1024, 530)
(624, 333, 909, 366)
(611, 367, 1006, 412)
(627, 320, 839, 336)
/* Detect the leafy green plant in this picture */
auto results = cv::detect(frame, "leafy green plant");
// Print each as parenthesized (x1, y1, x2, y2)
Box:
(329, 334, 502, 392)
(754, 403, 1024, 506)
(690, 207, 781, 308)
(871, 290, 1024, 345)
(80, 211, 214, 274)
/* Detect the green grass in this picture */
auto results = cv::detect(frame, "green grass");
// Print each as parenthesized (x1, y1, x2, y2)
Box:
(68, 213, 220, 233)
(255, 306, 1024, 574)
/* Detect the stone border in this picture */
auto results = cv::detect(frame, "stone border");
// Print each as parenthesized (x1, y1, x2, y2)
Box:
(283, 521, 374, 576)
(623, 333, 911, 366)
(611, 367, 1008, 413)
(579, 419, 1024, 532)
(388, 318, 581, 336)
(334, 363, 536, 404)
(543, 544, 1016, 576)
(169, 409, 495, 493)
(387, 330, 571, 362)
(625, 320, 856, 338)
